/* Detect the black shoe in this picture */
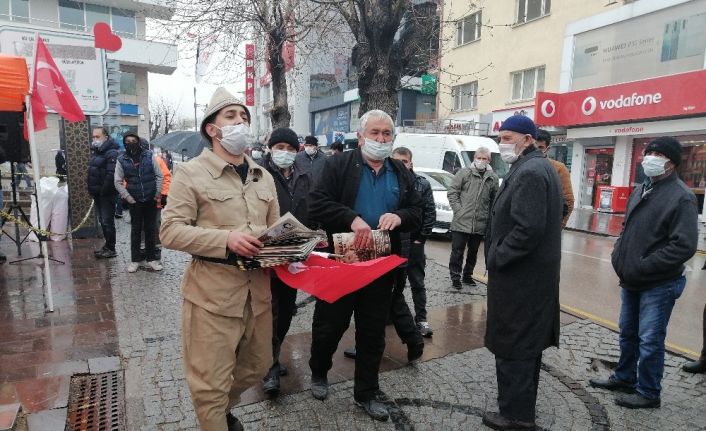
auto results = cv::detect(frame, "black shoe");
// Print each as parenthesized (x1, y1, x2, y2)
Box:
(0, 254, 6, 264)
(682, 359, 706, 374)
(279, 363, 288, 376)
(98, 248, 117, 258)
(417, 321, 433, 338)
(373, 389, 390, 402)
(262, 367, 280, 395)
(407, 341, 424, 363)
(451, 280, 462, 289)
(311, 375, 329, 400)
(482, 412, 536, 430)
(589, 376, 636, 393)
(343, 347, 357, 359)
(226, 412, 244, 431)
(114, 213, 123, 219)
(354, 399, 389, 422)
(462, 277, 477, 286)
(615, 392, 661, 409)
(94, 247, 108, 257)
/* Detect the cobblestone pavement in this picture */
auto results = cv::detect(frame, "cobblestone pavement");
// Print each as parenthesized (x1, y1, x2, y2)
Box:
(108, 222, 706, 430)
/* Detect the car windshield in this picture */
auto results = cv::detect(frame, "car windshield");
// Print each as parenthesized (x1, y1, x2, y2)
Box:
(461, 151, 508, 178)
(417, 171, 454, 191)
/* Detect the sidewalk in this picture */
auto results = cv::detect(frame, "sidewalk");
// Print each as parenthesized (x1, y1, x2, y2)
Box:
(1, 220, 705, 430)
(566, 207, 706, 252)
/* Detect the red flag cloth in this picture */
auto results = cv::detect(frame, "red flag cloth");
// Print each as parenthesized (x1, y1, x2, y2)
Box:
(31, 37, 85, 132)
(273, 255, 407, 303)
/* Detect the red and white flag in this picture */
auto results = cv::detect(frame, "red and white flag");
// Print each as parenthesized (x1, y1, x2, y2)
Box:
(273, 254, 406, 303)
(30, 37, 85, 131)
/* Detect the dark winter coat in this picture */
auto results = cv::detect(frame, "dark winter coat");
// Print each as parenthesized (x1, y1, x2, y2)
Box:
(260, 154, 314, 228)
(87, 138, 119, 197)
(611, 172, 698, 291)
(309, 148, 422, 255)
(117, 150, 157, 203)
(294, 149, 327, 182)
(484, 150, 563, 360)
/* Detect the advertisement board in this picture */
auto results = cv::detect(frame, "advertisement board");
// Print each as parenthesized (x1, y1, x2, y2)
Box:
(0, 25, 108, 115)
(571, 0, 706, 90)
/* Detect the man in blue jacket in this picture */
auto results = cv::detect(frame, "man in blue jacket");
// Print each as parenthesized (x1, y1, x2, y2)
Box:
(87, 127, 120, 258)
(590, 137, 698, 409)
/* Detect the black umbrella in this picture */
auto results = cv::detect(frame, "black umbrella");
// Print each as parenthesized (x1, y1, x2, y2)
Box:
(151, 131, 206, 160)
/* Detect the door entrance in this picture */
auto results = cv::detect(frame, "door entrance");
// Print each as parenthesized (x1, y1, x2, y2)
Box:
(580, 148, 614, 208)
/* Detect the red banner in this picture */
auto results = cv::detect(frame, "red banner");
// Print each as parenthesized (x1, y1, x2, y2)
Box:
(535, 69, 706, 127)
(245, 43, 255, 106)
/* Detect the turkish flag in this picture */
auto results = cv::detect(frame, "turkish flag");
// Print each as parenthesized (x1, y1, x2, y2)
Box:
(272, 254, 406, 303)
(30, 37, 85, 132)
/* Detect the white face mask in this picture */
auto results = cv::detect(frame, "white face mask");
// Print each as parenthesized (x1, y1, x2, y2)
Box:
(473, 159, 488, 170)
(212, 123, 254, 156)
(641, 155, 668, 177)
(361, 138, 393, 161)
(251, 150, 263, 159)
(91, 139, 102, 148)
(304, 146, 317, 156)
(272, 150, 296, 168)
(499, 143, 519, 164)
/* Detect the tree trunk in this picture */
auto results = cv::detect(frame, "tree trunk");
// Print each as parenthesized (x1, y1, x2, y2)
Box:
(267, 24, 291, 129)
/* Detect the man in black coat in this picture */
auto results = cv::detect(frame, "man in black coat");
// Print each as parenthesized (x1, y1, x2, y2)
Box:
(482, 116, 563, 430)
(258, 127, 315, 396)
(86, 126, 120, 258)
(308, 110, 422, 422)
(591, 137, 698, 408)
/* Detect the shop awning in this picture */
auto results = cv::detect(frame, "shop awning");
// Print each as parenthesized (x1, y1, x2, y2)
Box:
(0, 54, 29, 112)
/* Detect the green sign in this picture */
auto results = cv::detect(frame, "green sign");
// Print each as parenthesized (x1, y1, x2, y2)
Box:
(420, 74, 437, 95)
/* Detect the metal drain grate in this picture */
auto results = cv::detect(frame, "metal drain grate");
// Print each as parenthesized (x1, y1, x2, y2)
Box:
(66, 372, 126, 431)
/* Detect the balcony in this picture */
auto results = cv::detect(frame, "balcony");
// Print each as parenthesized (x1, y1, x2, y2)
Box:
(87, 0, 174, 20)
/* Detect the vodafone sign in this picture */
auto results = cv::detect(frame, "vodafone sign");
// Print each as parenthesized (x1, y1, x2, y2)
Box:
(535, 70, 706, 127)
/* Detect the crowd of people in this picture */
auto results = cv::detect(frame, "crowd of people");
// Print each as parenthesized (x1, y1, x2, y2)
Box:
(80, 86, 704, 430)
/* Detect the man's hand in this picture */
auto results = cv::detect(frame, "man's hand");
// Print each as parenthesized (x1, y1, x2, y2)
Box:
(126, 195, 136, 204)
(227, 231, 264, 258)
(351, 216, 372, 249)
(378, 213, 402, 231)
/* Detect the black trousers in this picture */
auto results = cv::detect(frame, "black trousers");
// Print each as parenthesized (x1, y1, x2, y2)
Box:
(128, 201, 157, 263)
(271, 275, 298, 365)
(701, 303, 706, 359)
(391, 268, 423, 346)
(94, 194, 117, 251)
(495, 354, 542, 422)
(407, 241, 428, 322)
(309, 273, 394, 401)
(449, 231, 483, 282)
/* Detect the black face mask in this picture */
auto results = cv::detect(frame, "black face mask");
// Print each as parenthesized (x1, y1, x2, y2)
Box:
(125, 142, 141, 155)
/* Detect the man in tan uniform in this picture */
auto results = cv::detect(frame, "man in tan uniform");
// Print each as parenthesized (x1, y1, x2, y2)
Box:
(160, 87, 279, 431)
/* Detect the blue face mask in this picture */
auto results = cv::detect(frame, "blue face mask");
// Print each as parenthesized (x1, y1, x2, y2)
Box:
(361, 138, 393, 161)
(272, 149, 296, 168)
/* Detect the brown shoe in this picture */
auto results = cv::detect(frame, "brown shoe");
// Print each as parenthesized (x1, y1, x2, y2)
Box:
(482, 412, 536, 430)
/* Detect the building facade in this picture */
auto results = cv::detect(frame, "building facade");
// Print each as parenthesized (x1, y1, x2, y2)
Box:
(535, 0, 706, 214)
(0, 0, 177, 173)
(437, 0, 622, 167)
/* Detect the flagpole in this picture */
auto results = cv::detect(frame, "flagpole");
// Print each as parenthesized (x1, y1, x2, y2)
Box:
(193, 37, 199, 131)
(27, 33, 55, 312)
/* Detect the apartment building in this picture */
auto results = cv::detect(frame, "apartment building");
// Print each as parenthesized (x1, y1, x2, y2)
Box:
(0, 0, 177, 171)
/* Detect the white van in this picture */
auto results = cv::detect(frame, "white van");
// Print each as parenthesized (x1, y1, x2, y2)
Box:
(393, 133, 508, 178)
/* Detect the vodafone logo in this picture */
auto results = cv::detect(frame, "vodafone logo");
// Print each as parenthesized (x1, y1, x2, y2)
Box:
(582, 96, 597, 116)
(581, 92, 662, 116)
(540, 100, 555, 118)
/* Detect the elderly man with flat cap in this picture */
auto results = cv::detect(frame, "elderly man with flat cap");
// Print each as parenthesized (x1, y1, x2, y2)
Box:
(591, 137, 698, 410)
(482, 115, 563, 430)
(161, 87, 279, 431)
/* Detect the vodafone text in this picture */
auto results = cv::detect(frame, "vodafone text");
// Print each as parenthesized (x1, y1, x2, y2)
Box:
(598, 92, 662, 110)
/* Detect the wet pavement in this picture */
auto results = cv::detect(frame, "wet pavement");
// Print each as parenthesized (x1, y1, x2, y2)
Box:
(1, 218, 705, 430)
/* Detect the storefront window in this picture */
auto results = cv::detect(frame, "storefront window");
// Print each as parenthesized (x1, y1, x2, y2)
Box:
(120, 71, 136, 96)
(631, 135, 706, 189)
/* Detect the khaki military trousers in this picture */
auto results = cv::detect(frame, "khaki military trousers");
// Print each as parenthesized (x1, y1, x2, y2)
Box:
(182, 297, 272, 431)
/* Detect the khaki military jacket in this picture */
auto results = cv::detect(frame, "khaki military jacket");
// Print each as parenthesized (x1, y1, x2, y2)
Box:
(160, 149, 280, 318)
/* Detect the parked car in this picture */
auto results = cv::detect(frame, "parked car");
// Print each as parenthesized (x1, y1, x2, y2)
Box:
(415, 167, 455, 235)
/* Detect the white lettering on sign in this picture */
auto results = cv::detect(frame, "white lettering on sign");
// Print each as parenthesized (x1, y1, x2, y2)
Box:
(598, 92, 662, 110)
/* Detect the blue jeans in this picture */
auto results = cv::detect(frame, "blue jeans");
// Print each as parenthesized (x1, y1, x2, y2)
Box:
(613, 276, 686, 399)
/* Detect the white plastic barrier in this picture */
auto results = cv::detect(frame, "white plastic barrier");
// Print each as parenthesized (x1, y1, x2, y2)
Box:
(50, 184, 69, 241)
